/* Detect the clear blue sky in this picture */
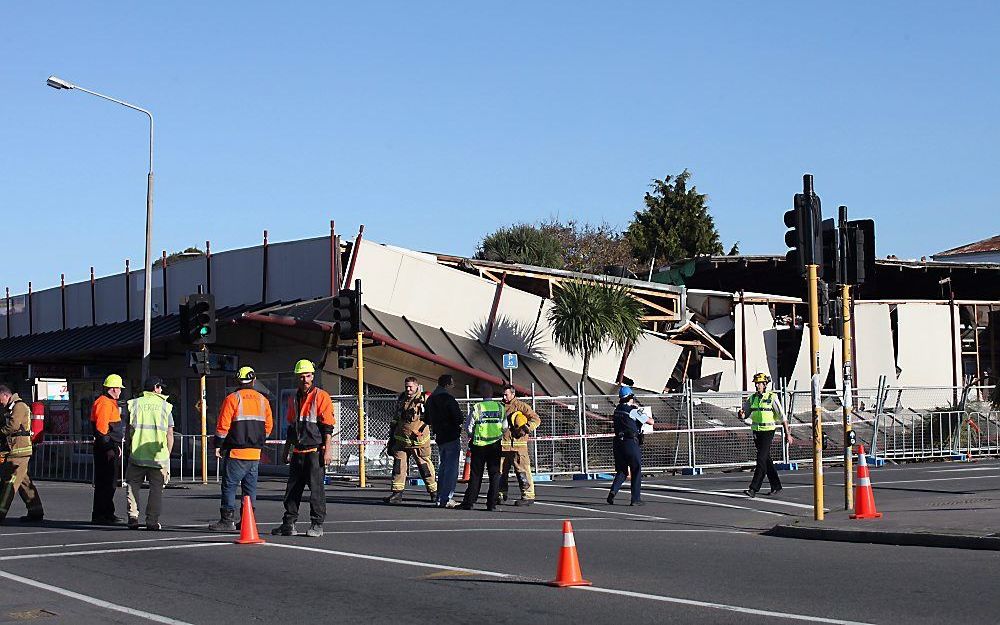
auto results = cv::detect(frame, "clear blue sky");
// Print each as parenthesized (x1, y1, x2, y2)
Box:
(2, 2, 997, 292)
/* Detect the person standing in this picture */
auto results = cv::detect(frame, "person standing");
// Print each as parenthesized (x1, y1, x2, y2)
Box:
(383, 377, 438, 505)
(426, 374, 464, 508)
(0, 385, 44, 524)
(607, 386, 653, 506)
(125, 377, 174, 530)
(90, 375, 125, 525)
(498, 384, 541, 507)
(208, 367, 273, 532)
(272, 359, 335, 538)
(738, 372, 791, 498)
(458, 383, 505, 512)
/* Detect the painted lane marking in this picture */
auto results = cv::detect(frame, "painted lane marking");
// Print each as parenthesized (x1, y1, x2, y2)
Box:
(533, 501, 670, 521)
(0, 529, 90, 538)
(172, 516, 608, 528)
(635, 491, 784, 516)
(0, 541, 228, 562)
(0, 534, 224, 553)
(926, 467, 1000, 473)
(643, 484, 825, 511)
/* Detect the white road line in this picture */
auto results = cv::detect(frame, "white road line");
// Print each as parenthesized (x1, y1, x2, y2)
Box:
(172, 516, 607, 528)
(872, 474, 1000, 486)
(0, 534, 224, 553)
(267, 543, 865, 624)
(0, 569, 195, 625)
(292, 527, 746, 536)
(643, 484, 825, 511)
(0, 541, 228, 562)
(637, 491, 784, 516)
(0, 528, 90, 538)
(533, 501, 670, 521)
(574, 586, 876, 625)
(927, 467, 1000, 473)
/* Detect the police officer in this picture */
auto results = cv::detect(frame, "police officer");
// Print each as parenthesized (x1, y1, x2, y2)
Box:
(738, 372, 791, 498)
(458, 383, 506, 511)
(607, 386, 653, 506)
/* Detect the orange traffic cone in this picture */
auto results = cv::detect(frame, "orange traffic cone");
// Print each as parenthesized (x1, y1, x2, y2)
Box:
(850, 445, 882, 520)
(235, 495, 266, 544)
(458, 449, 472, 484)
(547, 520, 592, 587)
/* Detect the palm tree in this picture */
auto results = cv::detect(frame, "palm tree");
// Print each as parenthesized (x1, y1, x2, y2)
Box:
(475, 224, 564, 268)
(547, 279, 644, 387)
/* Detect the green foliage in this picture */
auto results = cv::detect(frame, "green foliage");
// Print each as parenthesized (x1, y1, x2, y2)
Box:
(627, 170, 724, 265)
(475, 224, 563, 268)
(154, 247, 204, 268)
(546, 279, 644, 384)
(538, 218, 636, 275)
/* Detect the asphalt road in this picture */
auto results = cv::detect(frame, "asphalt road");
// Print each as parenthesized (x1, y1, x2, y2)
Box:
(1, 461, 998, 625)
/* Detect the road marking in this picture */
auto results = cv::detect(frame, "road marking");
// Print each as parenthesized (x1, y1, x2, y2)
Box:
(927, 467, 1000, 473)
(637, 491, 784, 516)
(173, 516, 607, 528)
(0, 529, 90, 538)
(268, 543, 865, 624)
(574, 586, 876, 624)
(872, 474, 1000, 486)
(0, 534, 224, 553)
(0, 541, 228, 562)
(643, 484, 825, 511)
(0, 569, 195, 625)
(533, 501, 670, 521)
(292, 527, 747, 536)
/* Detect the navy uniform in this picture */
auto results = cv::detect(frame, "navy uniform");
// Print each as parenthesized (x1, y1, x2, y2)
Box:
(607, 386, 651, 506)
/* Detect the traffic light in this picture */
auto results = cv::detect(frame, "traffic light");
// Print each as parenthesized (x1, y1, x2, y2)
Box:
(331, 280, 362, 341)
(179, 293, 216, 345)
(190, 350, 210, 376)
(818, 279, 831, 328)
(844, 219, 875, 285)
(821, 218, 840, 285)
(337, 345, 355, 369)
(784, 174, 824, 275)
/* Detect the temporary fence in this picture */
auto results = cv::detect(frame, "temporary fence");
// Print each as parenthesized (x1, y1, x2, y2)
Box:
(28, 385, 999, 484)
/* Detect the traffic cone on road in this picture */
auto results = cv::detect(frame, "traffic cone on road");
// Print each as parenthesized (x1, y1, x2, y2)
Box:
(547, 520, 592, 587)
(850, 445, 882, 520)
(235, 495, 266, 544)
(458, 449, 472, 484)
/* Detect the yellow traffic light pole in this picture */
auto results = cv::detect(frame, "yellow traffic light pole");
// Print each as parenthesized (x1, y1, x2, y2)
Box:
(200, 343, 208, 485)
(357, 331, 367, 489)
(842, 284, 854, 511)
(807, 265, 824, 520)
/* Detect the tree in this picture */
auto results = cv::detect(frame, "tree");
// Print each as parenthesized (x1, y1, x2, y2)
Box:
(538, 218, 636, 275)
(153, 247, 204, 268)
(627, 170, 724, 266)
(475, 224, 563, 268)
(728, 241, 741, 256)
(546, 279, 644, 386)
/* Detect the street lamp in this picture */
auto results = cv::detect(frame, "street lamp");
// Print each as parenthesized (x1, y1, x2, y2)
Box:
(46, 75, 156, 384)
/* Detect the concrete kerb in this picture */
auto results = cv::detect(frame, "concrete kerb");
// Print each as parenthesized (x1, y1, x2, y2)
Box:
(767, 521, 1000, 551)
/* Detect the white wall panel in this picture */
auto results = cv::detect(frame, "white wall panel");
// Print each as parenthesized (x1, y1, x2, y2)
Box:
(895, 303, 958, 389)
(853, 303, 897, 390)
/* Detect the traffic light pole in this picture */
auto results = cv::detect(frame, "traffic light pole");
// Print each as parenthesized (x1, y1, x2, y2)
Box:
(807, 264, 824, 520)
(357, 331, 367, 489)
(842, 284, 854, 510)
(200, 343, 208, 485)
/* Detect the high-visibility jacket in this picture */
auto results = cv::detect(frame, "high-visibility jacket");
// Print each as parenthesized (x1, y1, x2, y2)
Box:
(90, 394, 124, 451)
(127, 391, 173, 468)
(391, 392, 431, 448)
(286, 386, 335, 452)
(216, 388, 273, 461)
(0, 395, 33, 458)
(748, 392, 778, 432)
(469, 400, 505, 447)
(500, 397, 540, 449)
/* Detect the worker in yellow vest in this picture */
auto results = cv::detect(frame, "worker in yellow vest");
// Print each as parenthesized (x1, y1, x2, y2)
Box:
(738, 372, 791, 498)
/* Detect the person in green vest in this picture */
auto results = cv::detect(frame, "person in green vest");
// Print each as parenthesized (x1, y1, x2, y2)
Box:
(125, 377, 174, 530)
(458, 382, 506, 511)
(738, 372, 791, 498)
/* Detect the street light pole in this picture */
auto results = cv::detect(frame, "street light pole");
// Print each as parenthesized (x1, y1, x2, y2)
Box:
(47, 76, 155, 383)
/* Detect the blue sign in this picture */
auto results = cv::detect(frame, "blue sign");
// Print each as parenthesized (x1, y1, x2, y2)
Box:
(503, 353, 518, 370)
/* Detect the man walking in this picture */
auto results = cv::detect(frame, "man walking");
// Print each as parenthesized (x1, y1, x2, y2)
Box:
(0, 385, 44, 524)
(426, 374, 464, 508)
(738, 372, 791, 498)
(498, 384, 541, 507)
(208, 367, 273, 532)
(91, 374, 125, 525)
(458, 383, 505, 511)
(272, 359, 335, 538)
(383, 377, 438, 505)
(125, 377, 174, 530)
(607, 386, 653, 506)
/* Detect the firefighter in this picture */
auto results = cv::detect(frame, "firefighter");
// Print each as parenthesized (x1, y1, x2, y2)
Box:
(125, 377, 174, 530)
(208, 367, 273, 532)
(91, 374, 125, 525)
(0, 385, 44, 524)
(458, 383, 505, 511)
(497, 384, 541, 507)
(383, 376, 438, 505)
(272, 359, 335, 538)
(738, 372, 791, 498)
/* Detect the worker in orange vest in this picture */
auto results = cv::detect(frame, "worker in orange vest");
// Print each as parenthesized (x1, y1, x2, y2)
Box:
(208, 367, 273, 532)
(90, 374, 126, 525)
(272, 359, 335, 538)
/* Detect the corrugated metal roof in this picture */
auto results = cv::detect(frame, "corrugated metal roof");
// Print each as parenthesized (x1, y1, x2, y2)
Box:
(935, 235, 1000, 257)
(0, 303, 271, 363)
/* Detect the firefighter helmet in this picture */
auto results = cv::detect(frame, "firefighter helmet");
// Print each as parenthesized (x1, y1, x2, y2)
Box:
(752, 372, 771, 385)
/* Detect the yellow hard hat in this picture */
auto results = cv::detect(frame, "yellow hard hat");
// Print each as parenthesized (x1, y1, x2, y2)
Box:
(236, 366, 255, 382)
(752, 372, 771, 385)
(511, 411, 527, 428)
(293, 359, 315, 374)
(103, 374, 124, 389)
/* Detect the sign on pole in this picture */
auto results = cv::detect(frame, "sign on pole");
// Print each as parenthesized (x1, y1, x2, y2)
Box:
(503, 353, 518, 385)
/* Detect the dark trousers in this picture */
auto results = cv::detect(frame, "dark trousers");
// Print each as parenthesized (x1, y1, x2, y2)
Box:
(282, 452, 326, 525)
(610, 438, 642, 503)
(749, 429, 781, 493)
(461, 442, 501, 510)
(92, 446, 118, 519)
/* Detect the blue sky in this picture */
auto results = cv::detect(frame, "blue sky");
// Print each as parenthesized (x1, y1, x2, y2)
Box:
(2, 2, 997, 292)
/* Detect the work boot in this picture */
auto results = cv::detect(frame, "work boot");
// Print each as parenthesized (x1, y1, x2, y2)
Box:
(743, 489, 757, 498)
(428, 490, 438, 504)
(306, 523, 324, 537)
(497, 492, 507, 505)
(91, 515, 123, 526)
(127, 517, 141, 530)
(606, 492, 615, 505)
(18, 512, 44, 523)
(271, 523, 296, 536)
(207, 508, 237, 532)
(514, 498, 534, 507)
(145, 522, 162, 531)
(383, 491, 404, 505)
(766, 487, 783, 497)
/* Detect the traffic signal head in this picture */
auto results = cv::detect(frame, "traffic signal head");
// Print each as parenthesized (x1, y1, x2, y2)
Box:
(337, 345, 355, 369)
(784, 175, 824, 276)
(821, 218, 841, 285)
(331, 287, 361, 341)
(845, 219, 875, 285)
(180, 293, 216, 345)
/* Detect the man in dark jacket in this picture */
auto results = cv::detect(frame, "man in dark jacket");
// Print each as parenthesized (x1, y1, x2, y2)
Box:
(425, 374, 464, 508)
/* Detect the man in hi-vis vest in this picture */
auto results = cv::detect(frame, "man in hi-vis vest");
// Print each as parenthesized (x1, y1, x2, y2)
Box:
(125, 377, 174, 530)
(458, 383, 506, 511)
(738, 372, 791, 498)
